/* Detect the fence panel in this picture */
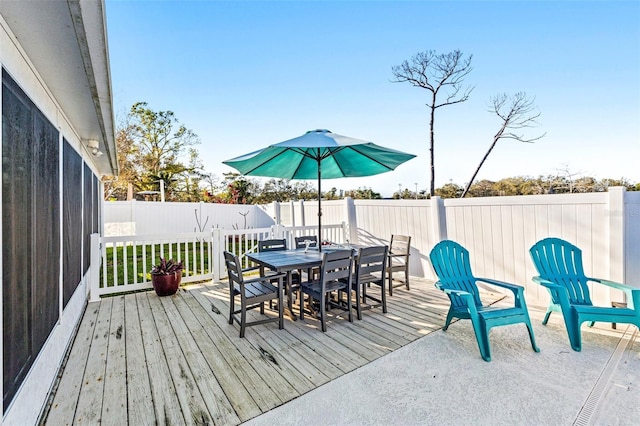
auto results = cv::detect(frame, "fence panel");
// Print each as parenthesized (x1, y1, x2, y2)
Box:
(100, 190, 639, 309)
(443, 193, 610, 306)
(103, 201, 275, 236)
(353, 199, 434, 279)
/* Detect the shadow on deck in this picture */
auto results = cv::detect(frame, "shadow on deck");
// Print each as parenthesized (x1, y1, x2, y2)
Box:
(42, 278, 502, 425)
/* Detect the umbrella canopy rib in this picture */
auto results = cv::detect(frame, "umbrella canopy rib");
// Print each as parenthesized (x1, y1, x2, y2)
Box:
(348, 145, 396, 172)
(239, 149, 290, 176)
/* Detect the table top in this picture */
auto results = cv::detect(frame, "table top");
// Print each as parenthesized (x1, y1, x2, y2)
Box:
(247, 249, 325, 271)
(247, 246, 359, 269)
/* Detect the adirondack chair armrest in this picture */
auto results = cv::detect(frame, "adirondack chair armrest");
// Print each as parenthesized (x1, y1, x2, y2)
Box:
(532, 276, 573, 308)
(475, 277, 523, 294)
(476, 277, 528, 307)
(592, 279, 640, 309)
(591, 278, 637, 292)
(435, 282, 478, 309)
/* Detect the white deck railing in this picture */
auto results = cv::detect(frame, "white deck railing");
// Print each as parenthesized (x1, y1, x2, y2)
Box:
(90, 222, 347, 301)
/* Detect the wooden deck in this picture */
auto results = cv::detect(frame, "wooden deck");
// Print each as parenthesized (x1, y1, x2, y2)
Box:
(42, 278, 501, 425)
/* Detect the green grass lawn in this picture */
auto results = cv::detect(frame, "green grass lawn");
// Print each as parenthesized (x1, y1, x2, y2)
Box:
(100, 238, 258, 287)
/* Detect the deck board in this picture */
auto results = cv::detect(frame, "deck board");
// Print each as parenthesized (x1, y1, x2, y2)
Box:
(137, 292, 185, 425)
(46, 303, 99, 425)
(73, 296, 112, 424)
(101, 295, 128, 426)
(43, 277, 503, 425)
(123, 293, 155, 425)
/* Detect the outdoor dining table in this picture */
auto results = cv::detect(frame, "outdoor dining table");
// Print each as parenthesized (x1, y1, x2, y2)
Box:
(247, 245, 357, 320)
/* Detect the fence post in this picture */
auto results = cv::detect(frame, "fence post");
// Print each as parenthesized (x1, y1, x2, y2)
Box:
(272, 224, 285, 239)
(607, 187, 626, 283)
(212, 227, 224, 281)
(271, 201, 281, 225)
(299, 200, 306, 226)
(430, 196, 447, 244)
(89, 233, 101, 303)
(343, 196, 358, 244)
(289, 200, 295, 226)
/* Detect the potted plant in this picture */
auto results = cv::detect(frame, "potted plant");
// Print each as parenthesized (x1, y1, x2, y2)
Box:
(150, 257, 184, 296)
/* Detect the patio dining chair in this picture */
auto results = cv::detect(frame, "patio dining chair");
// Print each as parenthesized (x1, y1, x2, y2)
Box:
(295, 235, 320, 280)
(342, 245, 388, 319)
(429, 240, 539, 362)
(529, 237, 640, 351)
(258, 238, 301, 308)
(388, 234, 411, 295)
(300, 249, 354, 332)
(258, 239, 287, 252)
(224, 251, 286, 338)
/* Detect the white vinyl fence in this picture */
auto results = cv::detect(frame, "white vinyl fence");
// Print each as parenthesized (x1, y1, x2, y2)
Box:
(99, 188, 640, 308)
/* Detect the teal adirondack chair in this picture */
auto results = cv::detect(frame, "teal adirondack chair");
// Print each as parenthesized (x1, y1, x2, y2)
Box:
(529, 237, 640, 351)
(429, 240, 539, 362)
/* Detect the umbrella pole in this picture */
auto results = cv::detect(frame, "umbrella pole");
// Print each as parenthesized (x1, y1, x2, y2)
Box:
(317, 157, 322, 252)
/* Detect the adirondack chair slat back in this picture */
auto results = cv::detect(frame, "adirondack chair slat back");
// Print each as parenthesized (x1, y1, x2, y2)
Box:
(529, 238, 592, 305)
(429, 240, 482, 308)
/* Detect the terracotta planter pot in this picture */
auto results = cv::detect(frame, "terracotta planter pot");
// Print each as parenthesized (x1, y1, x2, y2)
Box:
(151, 271, 182, 296)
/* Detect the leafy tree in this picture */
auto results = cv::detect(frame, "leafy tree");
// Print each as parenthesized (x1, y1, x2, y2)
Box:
(344, 187, 382, 199)
(435, 182, 463, 198)
(104, 102, 202, 200)
(392, 50, 473, 196)
(218, 173, 258, 204)
(461, 92, 545, 197)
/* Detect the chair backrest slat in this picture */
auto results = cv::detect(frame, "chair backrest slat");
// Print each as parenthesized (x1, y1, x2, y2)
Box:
(357, 246, 388, 277)
(295, 235, 318, 249)
(529, 237, 592, 305)
(258, 239, 287, 252)
(224, 251, 244, 286)
(429, 240, 482, 308)
(321, 250, 353, 284)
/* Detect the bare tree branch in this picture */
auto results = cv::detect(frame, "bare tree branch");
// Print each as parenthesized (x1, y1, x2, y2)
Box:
(461, 92, 545, 197)
(392, 50, 473, 195)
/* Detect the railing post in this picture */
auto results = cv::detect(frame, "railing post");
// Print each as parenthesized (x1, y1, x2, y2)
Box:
(89, 233, 101, 303)
(212, 227, 224, 281)
(343, 196, 358, 244)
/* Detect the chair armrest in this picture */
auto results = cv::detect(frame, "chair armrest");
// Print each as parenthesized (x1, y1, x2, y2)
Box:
(589, 278, 637, 292)
(435, 282, 479, 314)
(242, 265, 261, 273)
(532, 275, 573, 308)
(476, 277, 529, 308)
(589, 278, 640, 310)
(388, 253, 409, 258)
(242, 271, 286, 285)
(476, 277, 524, 294)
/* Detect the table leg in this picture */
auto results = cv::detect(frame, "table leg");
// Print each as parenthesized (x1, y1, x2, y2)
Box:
(285, 271, 297, 321)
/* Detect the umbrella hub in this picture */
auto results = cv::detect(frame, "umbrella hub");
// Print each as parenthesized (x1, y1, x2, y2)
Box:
(306, 129, 332, 135)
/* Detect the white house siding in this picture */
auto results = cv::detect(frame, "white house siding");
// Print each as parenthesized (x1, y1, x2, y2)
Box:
(0, 11, 106, 426)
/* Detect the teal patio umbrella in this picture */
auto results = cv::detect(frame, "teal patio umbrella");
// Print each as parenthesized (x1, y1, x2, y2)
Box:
(223, 129, 416, 248)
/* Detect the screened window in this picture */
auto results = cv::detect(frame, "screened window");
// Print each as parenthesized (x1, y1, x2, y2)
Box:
(2, 69, 60, 409)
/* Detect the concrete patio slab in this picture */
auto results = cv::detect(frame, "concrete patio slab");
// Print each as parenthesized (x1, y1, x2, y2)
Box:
(245, 307, 639, 425)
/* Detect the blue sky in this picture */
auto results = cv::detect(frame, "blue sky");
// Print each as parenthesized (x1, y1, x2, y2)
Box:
(105, 0, 640, 197)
